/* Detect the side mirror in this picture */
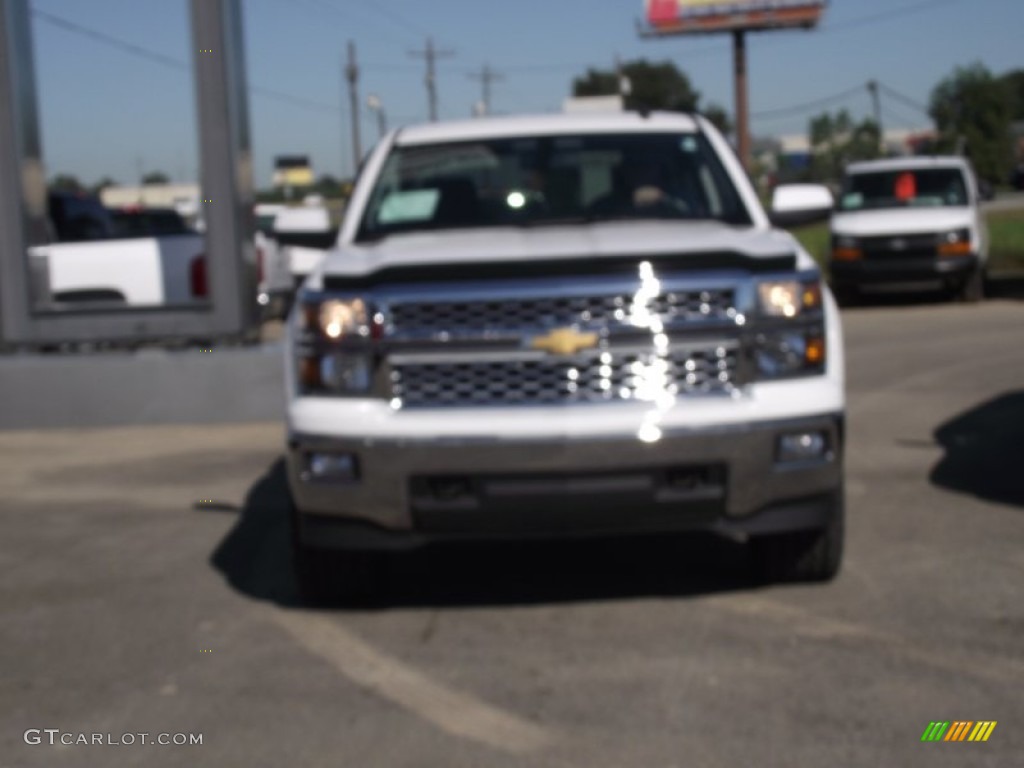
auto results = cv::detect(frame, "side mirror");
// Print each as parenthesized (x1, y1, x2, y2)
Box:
(272, 206, 338, 250)
(769, 183, 834, 228)
(977, 179, 995, 202)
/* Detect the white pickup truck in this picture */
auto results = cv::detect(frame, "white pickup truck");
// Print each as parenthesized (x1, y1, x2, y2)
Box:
(29, 192, 207, 308)
(284, 112, 846, 602)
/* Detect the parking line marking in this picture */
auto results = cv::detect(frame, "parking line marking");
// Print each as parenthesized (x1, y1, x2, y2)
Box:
(264, 607, 553, 755)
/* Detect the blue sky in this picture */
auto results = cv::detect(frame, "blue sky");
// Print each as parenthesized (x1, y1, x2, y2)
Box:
(29, 0, 1023, 187)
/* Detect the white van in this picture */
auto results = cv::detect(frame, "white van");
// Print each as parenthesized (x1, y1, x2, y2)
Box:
(829, 156, 988, 301)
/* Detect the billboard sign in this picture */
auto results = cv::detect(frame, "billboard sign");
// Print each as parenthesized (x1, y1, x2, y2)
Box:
(644, 0, 825, 34)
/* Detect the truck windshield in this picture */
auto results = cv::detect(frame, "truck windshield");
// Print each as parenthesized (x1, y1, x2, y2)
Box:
(839, 168, 969, 211)
(356, 132, 751, 241)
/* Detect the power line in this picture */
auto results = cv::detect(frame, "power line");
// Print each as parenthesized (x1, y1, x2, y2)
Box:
(281, 0, 414, 46)
(878, 82, 932, 116)
(31, 6, 337, 114)
(249, 85, 336, 114)
(751, 85, 865, 119)
(353, 1, 430, 39)
(824, 0, 966, 34)
(32, 7, 185, 71)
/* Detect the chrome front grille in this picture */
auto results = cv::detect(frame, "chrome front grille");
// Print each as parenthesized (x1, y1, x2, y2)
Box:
(389, 342, 741, 407)
(387, 289, 737, 336)
(859, 232, 939, 261)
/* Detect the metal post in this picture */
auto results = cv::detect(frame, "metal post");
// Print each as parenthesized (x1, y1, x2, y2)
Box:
(410, 37, 454, 122)
(426, 37, 437, 122)
(0, 0, 48, 346)
(367, 94, 387, 140)
(733, 29, 750, 173)
(346, 41, 361, 168)
(190, 0, 257, 336)
(867, 79, 883, 154)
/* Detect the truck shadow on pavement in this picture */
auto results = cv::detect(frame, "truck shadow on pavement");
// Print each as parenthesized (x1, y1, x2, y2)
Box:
(930, 391, 1024, 508)
(211, 459, 759, 609)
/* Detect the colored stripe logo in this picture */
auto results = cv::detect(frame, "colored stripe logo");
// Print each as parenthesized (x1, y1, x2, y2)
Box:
(921, 721, 997, 742)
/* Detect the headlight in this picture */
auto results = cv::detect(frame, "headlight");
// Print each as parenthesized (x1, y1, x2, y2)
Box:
(937, 228, 972, 257)
(831, 234, 862, 261)
(295, 295, 377, 395)
(315, 298, 369, 339)
(757, 279, 822, 317)
(755, 331, 826, 377)
(320, 352, 372, 391)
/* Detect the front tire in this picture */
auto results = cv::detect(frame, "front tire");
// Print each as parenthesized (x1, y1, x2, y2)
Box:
(752, 489, 844, 583)
(830, 281, 858, 307)
(956, 266, 984, 303)
(288, 497, 386, 606)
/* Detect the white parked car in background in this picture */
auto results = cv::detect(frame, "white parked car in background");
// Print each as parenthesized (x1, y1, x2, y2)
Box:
(828, 156, 988, 302)
(272, 203, 336, 290)
(254, 203, 296, 318)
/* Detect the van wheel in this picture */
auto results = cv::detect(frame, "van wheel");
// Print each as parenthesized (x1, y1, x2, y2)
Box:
(288, 500, 385, 606)
(830, 283, 858, 307)
(752, 489, 844, 583)
(957, 267, 984, 303)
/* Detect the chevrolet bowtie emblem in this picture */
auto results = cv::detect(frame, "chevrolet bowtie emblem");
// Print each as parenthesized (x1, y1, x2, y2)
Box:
(530, 327, 599, 356)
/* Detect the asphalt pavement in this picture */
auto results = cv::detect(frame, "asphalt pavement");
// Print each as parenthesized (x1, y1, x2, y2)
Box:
(1, 298, 1022, 767)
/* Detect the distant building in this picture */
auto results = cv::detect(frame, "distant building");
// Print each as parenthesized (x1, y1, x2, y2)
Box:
(273, 156, 314, 188)
(100, 184, 201, 223)
(562, 95, 625, 114)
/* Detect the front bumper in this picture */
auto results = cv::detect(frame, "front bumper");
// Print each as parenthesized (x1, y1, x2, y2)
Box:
(830, 254, 978, 287)
(287, 412, 843, 550)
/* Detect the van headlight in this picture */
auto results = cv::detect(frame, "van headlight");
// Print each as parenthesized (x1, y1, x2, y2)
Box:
(937, 228, 972, 257)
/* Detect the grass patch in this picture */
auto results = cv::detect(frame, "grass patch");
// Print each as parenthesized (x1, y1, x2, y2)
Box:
(787, 222, 830, 268)
(786, 208, 1024, 275)
(985, 209, 1024, 274)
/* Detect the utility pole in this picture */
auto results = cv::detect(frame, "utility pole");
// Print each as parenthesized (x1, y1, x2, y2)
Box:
(733, 30, 750, 172)
(409, 37, 455, 122)
(345, 41, 361, 172)
(467, 63, 503, 116)
(867, 79, 884, 155)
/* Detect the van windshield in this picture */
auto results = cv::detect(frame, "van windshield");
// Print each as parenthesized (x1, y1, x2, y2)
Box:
(356, 132, 752, 241)
(839, 168, 969, 211)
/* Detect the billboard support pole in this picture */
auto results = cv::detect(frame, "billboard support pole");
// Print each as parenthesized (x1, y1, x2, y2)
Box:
(733, 29, 750, 173)
(639, 2, 826, 177)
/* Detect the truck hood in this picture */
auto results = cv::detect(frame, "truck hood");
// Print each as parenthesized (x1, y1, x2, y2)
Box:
(315, 221, 810, 286)
(831, 206, 974, 237)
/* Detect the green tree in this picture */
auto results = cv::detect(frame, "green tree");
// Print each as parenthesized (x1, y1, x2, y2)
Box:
(929, 63, 1013, 183)
(142, 171, 170, 185)
(313, 174, 346, 198)
(91, 176, 118, 195)
(572, 59, 700, 113)
(49, 174, 84, 193)
(703, 103, 733, 136)
(998, 69, 1024, 121)
(807, 109, 881, 182)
